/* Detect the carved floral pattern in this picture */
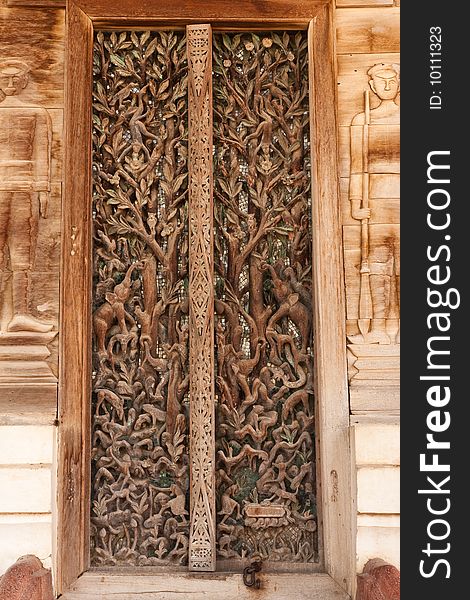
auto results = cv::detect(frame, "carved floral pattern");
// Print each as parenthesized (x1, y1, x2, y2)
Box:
(90, 30, 190, 566)
(213, 32, 318, 563)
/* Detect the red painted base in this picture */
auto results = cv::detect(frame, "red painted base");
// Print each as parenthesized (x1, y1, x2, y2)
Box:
(357, 558, 400, 600)
(0, 555, 53, 600)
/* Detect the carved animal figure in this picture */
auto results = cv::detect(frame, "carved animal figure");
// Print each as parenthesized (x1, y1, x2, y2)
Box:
(159, 483, 189, 523)
(261, 261, 311, 353)
(218, 483, 241, 523)
(93, 262, 140, 353)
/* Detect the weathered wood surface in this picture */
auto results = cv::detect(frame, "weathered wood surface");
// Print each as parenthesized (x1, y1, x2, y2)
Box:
(0, 0, 397, 592)
(348, 344, 400, 380)
(336, 7, 400, 54)
(0, 8, 64, 403)
(0, 385, 56, 424)
(69, 0, 327, 28)
(342, 60, 400, 348)
(308, 11, 354, 593)
(340, 177, 399, 225)
(339, 134, 401, 185)
(46, 110, 64, 183)
(340, 48, 400, 430)
(0, 98, 55, 327)
(89, 29, 192, 569)
(187, 24, 216, 572)
(61, 572, 349, 600)
(0, 8, 64, 107)
(347, 343, 400, 412)
(30, 273, 59, 325)
(57, 3, 92, 593)
(212, 28, 317, 565)
(349, 382, 399, 412)
(55, 4, 355, 596)
(337, 53, 400, 127)
(350, 413, 399, 426)
(343, 225, 399, 321)
(337, 0, 393, 6)
(0, 334, 56, 381)
(7, 0, 64, 6)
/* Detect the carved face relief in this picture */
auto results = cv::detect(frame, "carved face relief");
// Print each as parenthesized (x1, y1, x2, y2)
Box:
(0, 62, 28, 97)
(369, 69, 400, 101)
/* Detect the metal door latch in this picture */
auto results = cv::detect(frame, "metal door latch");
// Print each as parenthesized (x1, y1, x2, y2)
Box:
(242, 559, 262, 589)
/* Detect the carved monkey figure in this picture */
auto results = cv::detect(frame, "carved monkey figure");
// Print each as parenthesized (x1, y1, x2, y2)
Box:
(262, 260, 311, 354)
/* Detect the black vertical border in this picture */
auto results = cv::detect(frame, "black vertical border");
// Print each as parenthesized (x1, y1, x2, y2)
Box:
(401, 3, 466, 598)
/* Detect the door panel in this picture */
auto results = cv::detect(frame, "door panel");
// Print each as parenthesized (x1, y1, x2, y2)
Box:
(90, 26, 317, 572)
(212, 31, 317, 564)
(90, 30, 191, 567)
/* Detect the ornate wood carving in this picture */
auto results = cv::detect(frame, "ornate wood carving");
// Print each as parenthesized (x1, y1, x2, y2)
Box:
(187, 24, 216, 572)
(91, 30, 190, 566)
(212, 31, 317, 563)
(89, 25, 319, 571)
(347, 63, 400, 346)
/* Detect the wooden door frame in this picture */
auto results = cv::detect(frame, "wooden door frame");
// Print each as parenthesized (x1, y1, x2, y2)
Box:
(58, 0, 353, 597)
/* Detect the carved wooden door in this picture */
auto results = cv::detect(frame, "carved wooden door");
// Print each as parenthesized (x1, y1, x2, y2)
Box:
(90, 24, 317, 575)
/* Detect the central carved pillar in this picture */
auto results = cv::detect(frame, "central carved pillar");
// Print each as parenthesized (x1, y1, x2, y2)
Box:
(187, 24, 216, 571)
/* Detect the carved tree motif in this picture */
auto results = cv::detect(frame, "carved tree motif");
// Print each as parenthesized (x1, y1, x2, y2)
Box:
(90, 28, 318, 569)
(212, 32, 318, 563)
(91, 30, 190, 566)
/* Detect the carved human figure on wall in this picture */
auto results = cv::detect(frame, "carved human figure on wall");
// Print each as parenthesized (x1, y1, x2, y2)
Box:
(348, 63, 400, 344)
(0, 59, 53, 332)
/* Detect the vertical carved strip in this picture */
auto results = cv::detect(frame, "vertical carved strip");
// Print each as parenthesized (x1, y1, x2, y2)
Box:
(187, 24, 215, 571)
